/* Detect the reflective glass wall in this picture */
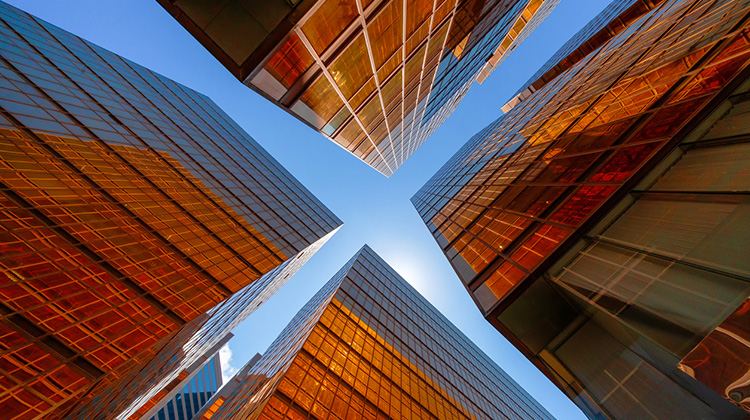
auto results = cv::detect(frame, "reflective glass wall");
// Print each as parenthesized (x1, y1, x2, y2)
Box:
(503, 0, 663, 111)
(146, 351, 224, 420)
(498, 74, 750, 419)
(414, 0, 750, 417)
(159, 0, 558, 176)
(413, 0, 750, 312)
(71, 229, 338, 420)
(0, 2, 341, 419)
(198, 246, 553, 420)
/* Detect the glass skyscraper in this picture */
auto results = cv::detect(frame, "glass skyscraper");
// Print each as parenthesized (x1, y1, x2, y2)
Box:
(502, 0, 665, 112)
(72, 240, 337, 420)
(193, 246, 553, 420)
(190, 353, 263, 420)
(0, 2, 341, 419)
(145, 344, 224, 420)
(413, 0, 750, 418)
(157, 0, 558, 176)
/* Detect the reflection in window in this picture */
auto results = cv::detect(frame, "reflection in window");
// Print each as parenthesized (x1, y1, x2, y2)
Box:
(329, 34, 372, 99)
(368, 0, 402, 68)
(297, 76, 343, 129)
(301, 0, 359, 54)
(264, 34, 315, 89)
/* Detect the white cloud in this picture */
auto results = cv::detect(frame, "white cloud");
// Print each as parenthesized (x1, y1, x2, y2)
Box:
(218, 344, 238, 384)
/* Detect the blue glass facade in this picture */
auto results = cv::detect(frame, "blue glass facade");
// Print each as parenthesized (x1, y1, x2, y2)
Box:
(148, 353, 222, 420)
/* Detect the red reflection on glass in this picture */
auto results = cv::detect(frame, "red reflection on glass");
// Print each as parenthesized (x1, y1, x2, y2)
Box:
(550, 185, 617, 226)
(680, 297, 750, 412)
(628, 97, 705, 143)
(672, 31, 750, 104)
(265, 34, 315, 89)
(589, 142, 662, 183)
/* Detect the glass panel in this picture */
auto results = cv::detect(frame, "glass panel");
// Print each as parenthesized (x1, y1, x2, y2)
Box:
(367, 0, 402, 68)
(330, 34, 372, 99)
(653, 143, 750, 192)
(404, 44, 426, 86)
(406, 0, 432, 36)
(498, 279, 579, 354)
(484, 261, 526, 299)
(350, 78, 376, 110)
(301, 0, 359, 54)
(556, 320, 717, 420)
(380, 70, 402, 108)
(555, 242, 750, 355)
(357, 95, 384, 129)
(511, 224, 571, 270)
(297, 75, 344, 128)
(376, 47, 402, 83)
(264, 33, 315, 89)
(432, 0, 456, 31)
(549, 185, 616, 227)
(323, 107, 352, 136)
(680, 297, 750, 412)
(601, 197, 750, 279)
(406, 20, 429, 57)
(334, 119, 366, 150)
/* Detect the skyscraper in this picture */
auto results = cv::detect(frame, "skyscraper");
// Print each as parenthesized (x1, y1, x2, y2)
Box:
(191, 353, 263, 420)
(193, 246, 554, 420)
(0, 2, 341, 419)
(413, 0, 750, 418)
(73, 238, 337, 420)
(501, 0, 665, 112)
(157, 0, 559, 176)
(144, 336, 226, 420)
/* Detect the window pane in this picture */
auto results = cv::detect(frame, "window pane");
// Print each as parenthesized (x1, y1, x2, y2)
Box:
(302, 0, 359, 54)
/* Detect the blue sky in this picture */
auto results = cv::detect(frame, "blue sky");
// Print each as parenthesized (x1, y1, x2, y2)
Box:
(7, 1, 612, 418)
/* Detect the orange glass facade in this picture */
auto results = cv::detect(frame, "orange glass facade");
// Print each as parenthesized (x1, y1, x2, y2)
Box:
(158, 0, 558, 176)
(502, 0, 665, 112)
(194, 246, 553, 420)
(71, 242, 337, 420)
(413, 0, 750, 418)
(414, 0, 750, 312)
(0, 3, 341, 419)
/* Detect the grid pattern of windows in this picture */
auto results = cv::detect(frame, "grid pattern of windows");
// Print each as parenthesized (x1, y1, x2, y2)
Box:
(161, 0, 557, 176)
(413, 0, 750, 313)
(476, 0, 561, 84)
(201, 246, 553, 420)
(544, 76, 750, 417)
(504, 0, 660, 108)
(413, 0, 750, 417)
(72, 229, 337, 420)
(0, 3, 341, 419)
(147, 353, 223, 420)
